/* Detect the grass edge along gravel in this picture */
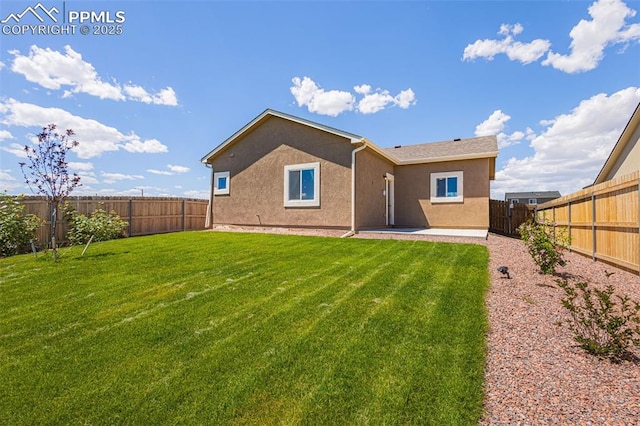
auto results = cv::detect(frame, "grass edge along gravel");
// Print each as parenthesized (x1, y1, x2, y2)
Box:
(0, 231, 489, 425)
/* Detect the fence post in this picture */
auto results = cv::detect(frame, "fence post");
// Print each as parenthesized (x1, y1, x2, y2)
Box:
(182, 200, 186, 231)
(591, 193, 596, 261)
(567, 201, 571, 253)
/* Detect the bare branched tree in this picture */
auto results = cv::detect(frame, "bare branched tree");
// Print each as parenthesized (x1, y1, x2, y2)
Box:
(19, 124, 81, 261)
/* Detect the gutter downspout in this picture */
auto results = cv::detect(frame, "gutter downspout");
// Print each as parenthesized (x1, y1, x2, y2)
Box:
(341, 140, 367, 238)
(205, 163, 214, 228)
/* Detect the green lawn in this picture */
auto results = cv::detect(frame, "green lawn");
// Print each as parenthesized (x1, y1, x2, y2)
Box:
(0, 232, 489, 425)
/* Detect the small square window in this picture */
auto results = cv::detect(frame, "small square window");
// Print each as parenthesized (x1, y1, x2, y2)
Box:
(430, 171, 463, 203)
(214, 171, 230, 195)
(284, 162, 320, 207)
(529, 198, 537, 205)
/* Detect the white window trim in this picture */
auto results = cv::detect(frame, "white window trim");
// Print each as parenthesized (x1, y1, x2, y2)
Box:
(214, 171, 230, 195)
(430, 171, 463, 203)
(528, 198, 538, 205)
(284, 162, 320, 207)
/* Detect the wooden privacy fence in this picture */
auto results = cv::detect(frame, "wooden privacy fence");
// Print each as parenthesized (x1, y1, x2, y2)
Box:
(489, 199, 535, 237)
(20, 196, 209, 246)
(536, 171, 639, 274)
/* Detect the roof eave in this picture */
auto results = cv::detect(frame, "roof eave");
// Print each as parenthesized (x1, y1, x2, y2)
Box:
(396, 151, 499, 165)
(357, 137, 400, 164)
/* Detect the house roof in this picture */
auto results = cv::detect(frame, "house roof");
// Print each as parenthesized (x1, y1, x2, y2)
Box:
(201, 109, 498, 168)
(593, 102, 640, 185)
(505, 191, 561, 199)
(385, 136, 498, 164)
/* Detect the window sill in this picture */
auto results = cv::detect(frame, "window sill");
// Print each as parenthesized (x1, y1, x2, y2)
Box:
(430, 197, 463, 204)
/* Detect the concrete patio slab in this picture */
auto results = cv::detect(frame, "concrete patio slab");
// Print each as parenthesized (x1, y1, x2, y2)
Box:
(359, 228, 488, 239)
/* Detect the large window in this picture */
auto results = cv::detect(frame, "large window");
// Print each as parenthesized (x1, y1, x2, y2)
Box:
(214, 171, 230, 195)
(284, 162, 320, 207)
(430, 171, 463, 203)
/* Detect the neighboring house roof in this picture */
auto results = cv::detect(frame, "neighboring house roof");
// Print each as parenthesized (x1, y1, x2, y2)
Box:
(593, 102, 640, 185)
(202, 109, 499, 169)
(505, 191, 561, 200)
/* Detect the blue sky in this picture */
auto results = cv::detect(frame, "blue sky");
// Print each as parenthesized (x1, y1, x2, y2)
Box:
(0, 0, 639, 200)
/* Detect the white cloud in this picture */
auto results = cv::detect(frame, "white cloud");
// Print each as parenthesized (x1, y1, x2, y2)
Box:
(291, 77, 355, 117)
(354, 84, 372, 95)
(463, 23, 551, 64)
(168, 164, 190, 173)
(77, 171, 98, 185)
(147, 169, 173, 176)
(9, 45, 178, 105)
(475, 109, 528, 148)
(491, 86, 640, 199)
(393, 89, 417, 109)
(122, 138, 168, 154)
(1, 142, 28, 158)
(68, 162, 94, 171)
(0, 61, 5, 70)
(0, 129, 13, 141)
(147, 164, 190, 176)
(542, 0, 640, 73)
(183, 189, 210, 199)
(101, 172, 144, 184)
(123, 85, 178, 106)
(357, 91, 395, 114)
(357, 87, 417, 114)
(0, 169, 15, 181)
(465, 0, 640, 73)
(291, 77, 416, 116)
(0, 99, 169, 158)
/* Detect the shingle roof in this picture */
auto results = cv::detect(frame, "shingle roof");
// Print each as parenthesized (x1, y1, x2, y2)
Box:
(505, 191, 561, 199)
(385, 135, 498, 163)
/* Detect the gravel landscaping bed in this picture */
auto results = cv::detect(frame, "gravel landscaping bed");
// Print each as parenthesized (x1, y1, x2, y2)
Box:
(209, 226, 640, 423)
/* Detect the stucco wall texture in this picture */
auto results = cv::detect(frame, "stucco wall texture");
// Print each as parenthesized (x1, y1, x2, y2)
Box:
(210, 116, 353, 228)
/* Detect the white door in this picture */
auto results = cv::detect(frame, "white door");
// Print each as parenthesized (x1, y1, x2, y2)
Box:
(385, 173, 395, 226)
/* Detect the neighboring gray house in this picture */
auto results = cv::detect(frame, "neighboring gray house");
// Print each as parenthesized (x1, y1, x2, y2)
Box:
(505, 191, 561, 206)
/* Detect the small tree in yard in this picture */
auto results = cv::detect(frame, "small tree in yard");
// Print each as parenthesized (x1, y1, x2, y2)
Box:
(19, 124, 81, 261)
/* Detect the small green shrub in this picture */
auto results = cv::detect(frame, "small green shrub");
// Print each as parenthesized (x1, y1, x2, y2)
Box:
(0, 192, 41, 257)
(65, 204, 128, 245)
(556, 273, 640, 363)
(518, 218, 569, 274)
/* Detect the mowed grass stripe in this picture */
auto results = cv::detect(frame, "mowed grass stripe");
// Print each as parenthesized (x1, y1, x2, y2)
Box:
(0, 232, 488, 425)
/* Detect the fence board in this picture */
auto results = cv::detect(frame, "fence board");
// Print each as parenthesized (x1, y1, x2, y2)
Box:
(536, 171, 639, 274)
(489, 199, 534, 237)
(19, 196, 208, 247)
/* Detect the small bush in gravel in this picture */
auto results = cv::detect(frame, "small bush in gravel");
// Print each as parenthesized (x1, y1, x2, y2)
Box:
(0, 192, 41, 257)
(518, 218, 569, 274)
(556, 273, 640, 363)
(65, 203, 128, 245)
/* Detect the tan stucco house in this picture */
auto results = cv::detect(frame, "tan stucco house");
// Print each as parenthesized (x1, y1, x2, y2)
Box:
(201, 109, 498, 233)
